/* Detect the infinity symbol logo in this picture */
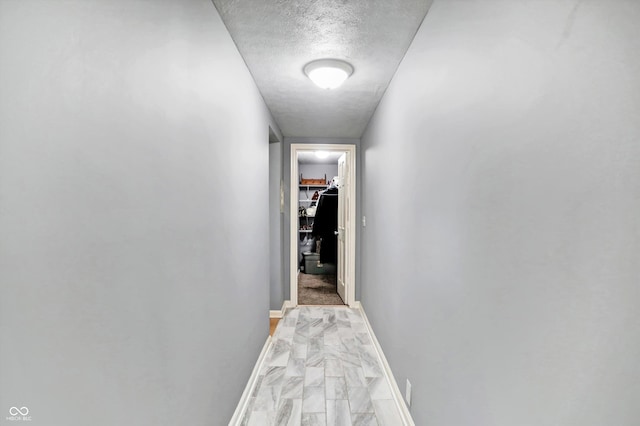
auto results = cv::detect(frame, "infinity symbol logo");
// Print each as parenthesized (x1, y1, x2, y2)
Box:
(9, 407, 29, 416)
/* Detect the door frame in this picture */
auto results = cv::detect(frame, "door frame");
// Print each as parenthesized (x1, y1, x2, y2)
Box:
(290, 143, 357, 307)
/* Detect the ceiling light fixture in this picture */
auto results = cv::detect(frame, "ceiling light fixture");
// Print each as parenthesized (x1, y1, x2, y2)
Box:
(315, 151, 330, 159)
(304, 59, 354, 89)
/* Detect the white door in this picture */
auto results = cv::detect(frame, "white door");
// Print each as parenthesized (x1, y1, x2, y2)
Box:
(336, 153, 348, 303)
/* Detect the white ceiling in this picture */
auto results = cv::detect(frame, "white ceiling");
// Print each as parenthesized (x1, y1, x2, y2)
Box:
(211, 0, 433, 139)
(298, 151, 344, 164)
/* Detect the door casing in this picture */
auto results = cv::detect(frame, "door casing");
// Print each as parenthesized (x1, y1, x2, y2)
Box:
(336, 153, 347, 303)
(290, 143, 357, 307)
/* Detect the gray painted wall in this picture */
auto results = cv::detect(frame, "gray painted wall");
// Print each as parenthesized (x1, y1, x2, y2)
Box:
(269, 141, 284, 310)
(0, 1, 280, 424)
(278, 138, 362, 307)
(361, 1, 640, 425)
(299, 164, 339, 186)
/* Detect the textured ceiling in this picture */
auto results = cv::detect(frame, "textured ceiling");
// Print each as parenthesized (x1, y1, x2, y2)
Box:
(211, 0, 433, 138)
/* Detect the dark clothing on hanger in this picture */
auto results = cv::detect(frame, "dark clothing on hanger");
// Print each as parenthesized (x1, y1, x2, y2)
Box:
(312, 186, 338, 264)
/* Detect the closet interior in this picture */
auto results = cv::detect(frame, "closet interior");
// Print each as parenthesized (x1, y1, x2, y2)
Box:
(297, 151, 344, 305)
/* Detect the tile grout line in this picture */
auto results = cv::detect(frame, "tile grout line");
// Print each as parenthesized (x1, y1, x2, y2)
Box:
(245, 306, 403, 425)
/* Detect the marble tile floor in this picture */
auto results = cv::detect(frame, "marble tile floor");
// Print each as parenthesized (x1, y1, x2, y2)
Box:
(240, 306, 404, 426)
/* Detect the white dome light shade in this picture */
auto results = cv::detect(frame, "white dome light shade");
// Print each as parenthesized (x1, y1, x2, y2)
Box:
(304, 59, 354, 89)
(315, 150, 330, 159)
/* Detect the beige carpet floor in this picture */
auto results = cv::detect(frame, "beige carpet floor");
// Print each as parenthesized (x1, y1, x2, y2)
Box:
(298, 273, 344, 305)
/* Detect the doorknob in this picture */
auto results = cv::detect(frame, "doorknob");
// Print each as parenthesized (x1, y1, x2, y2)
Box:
(334, 230, 339, 235)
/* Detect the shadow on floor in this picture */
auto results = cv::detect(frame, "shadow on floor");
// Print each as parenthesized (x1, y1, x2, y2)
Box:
(298, 273, 344, 305)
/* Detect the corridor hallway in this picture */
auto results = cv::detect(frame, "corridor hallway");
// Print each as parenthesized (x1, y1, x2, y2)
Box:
(3, 1, 638, 425)
(236, 307, 405, 425)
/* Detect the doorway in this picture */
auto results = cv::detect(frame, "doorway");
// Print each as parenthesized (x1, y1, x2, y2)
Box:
(290, 144, 356, 307)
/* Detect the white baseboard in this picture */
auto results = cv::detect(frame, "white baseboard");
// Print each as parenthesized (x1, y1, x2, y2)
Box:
(269, 300, 293, 318)
(228, 336, 272, 426)
(357, 302, 415, 426)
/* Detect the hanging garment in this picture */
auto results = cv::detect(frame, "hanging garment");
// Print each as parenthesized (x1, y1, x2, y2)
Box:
(312, 186, 338, 264)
